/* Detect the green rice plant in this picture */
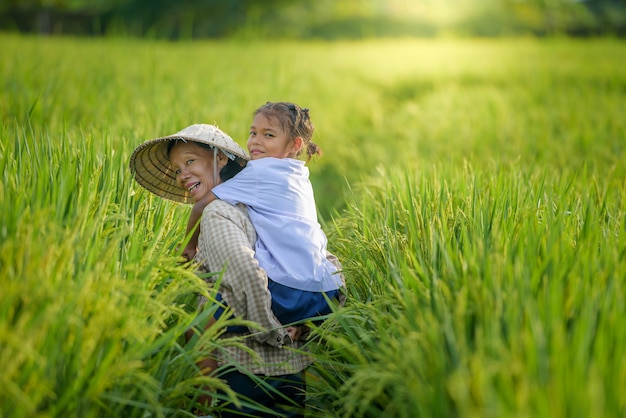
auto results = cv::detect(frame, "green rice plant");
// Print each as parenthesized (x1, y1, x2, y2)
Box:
(309, 164, 626, 417)
(0, 120, 255, 417)
(2, 33, 625, 417)
(4, 35, 624, 218)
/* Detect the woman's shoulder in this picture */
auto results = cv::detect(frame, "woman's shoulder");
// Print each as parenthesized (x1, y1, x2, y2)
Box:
(203, 200, 252, 224)
(203, 199, 241, 215)
(200, 200, 255, 240)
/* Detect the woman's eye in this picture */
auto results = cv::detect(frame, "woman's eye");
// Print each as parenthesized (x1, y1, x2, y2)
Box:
(175, 168, 181, 175)
(186, 159, 194, 165)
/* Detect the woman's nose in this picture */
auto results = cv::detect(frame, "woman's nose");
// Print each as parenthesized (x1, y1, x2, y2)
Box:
(176, 168, 190, 186)
(179, 164, 192, 177)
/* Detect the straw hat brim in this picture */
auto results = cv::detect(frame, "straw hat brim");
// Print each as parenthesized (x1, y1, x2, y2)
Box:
(129, 124, 249, 204)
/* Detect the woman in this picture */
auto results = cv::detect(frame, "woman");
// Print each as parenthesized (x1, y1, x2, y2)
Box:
(129, 124, 341, 417)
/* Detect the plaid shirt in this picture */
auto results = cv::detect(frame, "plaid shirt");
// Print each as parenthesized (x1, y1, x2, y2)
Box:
(196, 200, 344, 376)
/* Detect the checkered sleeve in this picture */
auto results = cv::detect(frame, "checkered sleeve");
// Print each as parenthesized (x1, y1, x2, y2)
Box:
(198, 200, 288, 347)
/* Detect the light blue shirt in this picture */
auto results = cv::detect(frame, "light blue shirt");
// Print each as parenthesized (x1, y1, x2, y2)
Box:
(212, 158, 342, 292)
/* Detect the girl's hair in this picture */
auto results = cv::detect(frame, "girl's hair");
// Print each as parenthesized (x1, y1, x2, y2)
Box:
(166, 140, 245, 181)
(254, 101, 322, 161)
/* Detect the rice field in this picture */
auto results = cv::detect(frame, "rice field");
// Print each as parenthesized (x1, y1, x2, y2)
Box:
(1, 34, 625, 417)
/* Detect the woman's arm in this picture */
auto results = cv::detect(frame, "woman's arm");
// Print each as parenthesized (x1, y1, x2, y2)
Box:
(198, 201, 289, 347)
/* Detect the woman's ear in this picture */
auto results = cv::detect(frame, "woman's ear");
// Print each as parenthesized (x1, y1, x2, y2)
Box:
(216, 151, 228, 169)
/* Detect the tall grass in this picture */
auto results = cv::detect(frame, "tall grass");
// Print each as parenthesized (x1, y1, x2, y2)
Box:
(1, 34, 625, 416)
(0, 122, 237, 416)
(309, 164, 625, 417)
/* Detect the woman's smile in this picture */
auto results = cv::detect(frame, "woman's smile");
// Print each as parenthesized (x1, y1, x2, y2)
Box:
(186, 181, 201, 192)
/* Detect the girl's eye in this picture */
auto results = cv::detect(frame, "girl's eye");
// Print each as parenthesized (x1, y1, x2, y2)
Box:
(186, 159, 194, 165)
(175, 168, 182, 175)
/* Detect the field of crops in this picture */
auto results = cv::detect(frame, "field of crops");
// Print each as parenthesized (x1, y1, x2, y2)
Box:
(1, 34, 625, 417)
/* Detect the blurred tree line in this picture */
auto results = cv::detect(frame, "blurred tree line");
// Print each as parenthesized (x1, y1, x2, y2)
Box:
(0, 0, 624, 39)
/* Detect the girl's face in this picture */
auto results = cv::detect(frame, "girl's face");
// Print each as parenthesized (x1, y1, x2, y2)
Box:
(247, 113, 302, 160)
(169, 141, 227, 203)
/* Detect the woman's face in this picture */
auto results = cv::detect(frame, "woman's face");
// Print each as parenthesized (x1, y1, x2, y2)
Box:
(169, 141, 227, 203)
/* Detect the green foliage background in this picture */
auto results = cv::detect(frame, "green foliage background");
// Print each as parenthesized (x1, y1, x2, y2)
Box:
(2, 0, 625, 38)
(1, 33, 625, 417)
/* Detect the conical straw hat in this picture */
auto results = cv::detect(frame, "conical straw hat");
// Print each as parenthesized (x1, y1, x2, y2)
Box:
(129, 124, 249, 203)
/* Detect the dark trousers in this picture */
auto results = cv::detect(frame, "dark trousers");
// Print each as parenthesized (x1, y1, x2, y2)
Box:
(218, 370, 306, 418)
